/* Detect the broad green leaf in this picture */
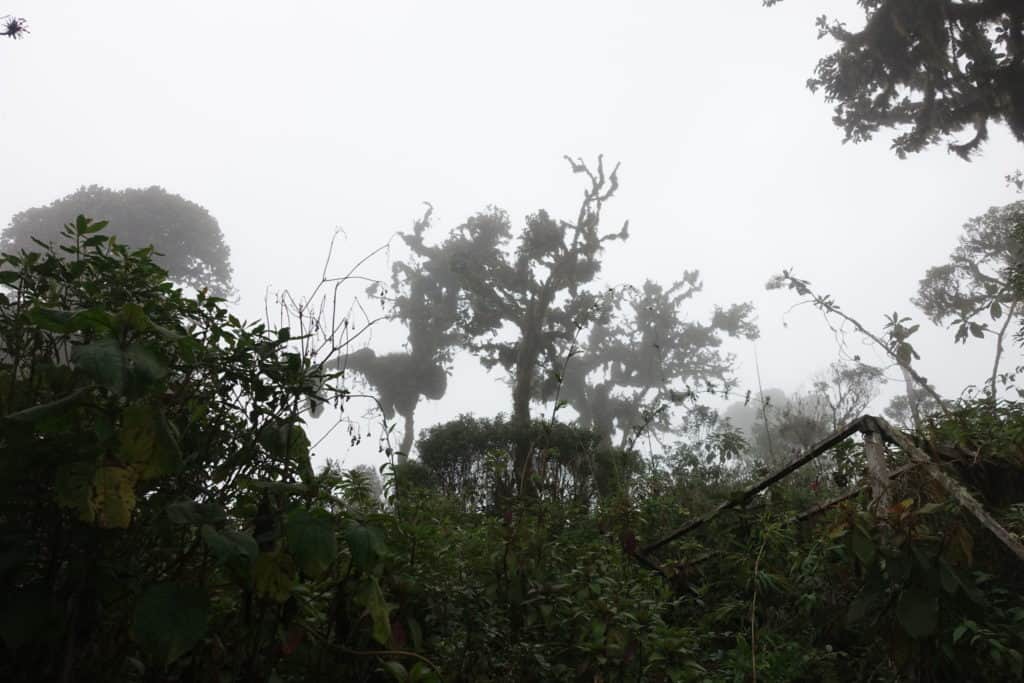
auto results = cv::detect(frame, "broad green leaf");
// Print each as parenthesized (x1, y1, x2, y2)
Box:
(409, 662, 438, 683)
(132, 583, 209, 665)
(118, 402, 182, 479)
(118, 303, 152, 331)
(201, 525, 258, 568)
(286, 425, 311, 461)
(72, 337, 126, 393)
(70, 307, 115, 332)
(75, 216, 109, 235)
(885, 551, 912, 584)
(125, 343, 168, 386)
(344, 522, 385, 572)
(846, 589, 883, 626)
(851, 530, 876, 566)
(258, 422, 311, 462)
(166, 500, 226, 526)
(896, 588, 939, 639)
(27, 307, 77, 333)
(27, 306, 113, 333)
(285, 508, 337, 578)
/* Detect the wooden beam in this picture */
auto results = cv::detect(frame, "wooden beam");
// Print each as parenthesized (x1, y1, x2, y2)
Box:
(640, 417, 868, 555)
(872, 416, 1024, 565)
(790, 462, 918, 524)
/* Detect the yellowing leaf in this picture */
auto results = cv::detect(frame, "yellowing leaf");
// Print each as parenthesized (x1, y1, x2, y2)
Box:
(253, 553, 294, 603)
(92, 466, 137, 529)
(119, 402, 182, 480)
(356, 577, 393, 645)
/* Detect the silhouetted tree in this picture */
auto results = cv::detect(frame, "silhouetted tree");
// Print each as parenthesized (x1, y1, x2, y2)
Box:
(811, 361, 887, 429)
(311, 207, 460, 462)
(768, 0, 1024, 158)
(745, 362, 884, 465)
(392, 156, 628, 493)
(3, 186, 234, 296)
(884, 388, 944, 430)
(914, 200, 1024, 395)
(322, 348, 447, 461)
(556, 277, 757, 449)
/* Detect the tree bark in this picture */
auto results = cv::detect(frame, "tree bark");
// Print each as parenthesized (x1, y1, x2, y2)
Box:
(863, 428, 890, 511)
(511, 328, 539, 497)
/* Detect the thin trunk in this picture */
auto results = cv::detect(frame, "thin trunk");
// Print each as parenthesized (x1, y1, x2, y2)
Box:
(398, 412, 414, 465)
(990, 301, 1018, 401)
(511, 347, 537, 497)
(901, 365, 923, 432)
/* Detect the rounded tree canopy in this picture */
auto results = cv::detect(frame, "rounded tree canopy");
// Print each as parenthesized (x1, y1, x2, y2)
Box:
(2, 185, 233, 297)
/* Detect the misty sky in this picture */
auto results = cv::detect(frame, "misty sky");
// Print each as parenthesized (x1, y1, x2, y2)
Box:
(3, 1, 1022, 468)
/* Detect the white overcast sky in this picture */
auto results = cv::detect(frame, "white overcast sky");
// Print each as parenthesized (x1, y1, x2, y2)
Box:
(3, 1, 1023, 467)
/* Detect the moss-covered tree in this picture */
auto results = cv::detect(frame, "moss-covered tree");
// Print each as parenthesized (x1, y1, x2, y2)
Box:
(769, 0, 1024, 158)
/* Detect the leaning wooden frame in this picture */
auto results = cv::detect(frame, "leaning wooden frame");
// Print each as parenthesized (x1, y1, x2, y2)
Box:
(632, 415, 1024, 579)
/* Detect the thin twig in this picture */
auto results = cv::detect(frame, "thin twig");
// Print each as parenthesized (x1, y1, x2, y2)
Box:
(750, 528, 768, 683)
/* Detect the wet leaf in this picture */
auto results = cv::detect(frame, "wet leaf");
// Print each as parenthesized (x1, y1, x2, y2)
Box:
(132, 583, 209, 665)
(285, 508, 336, 578)
(344, 522, 385, 572)
(896, 588, 939, 639)
(201, 525, 258, 568)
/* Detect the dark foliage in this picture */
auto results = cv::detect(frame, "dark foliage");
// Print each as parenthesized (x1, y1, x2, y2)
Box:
(769, 0, 1024, 158)
(2, 186, 234, 297)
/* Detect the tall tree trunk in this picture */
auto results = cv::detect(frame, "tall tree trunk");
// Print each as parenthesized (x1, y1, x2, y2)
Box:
(511, 321, 541, 498)
(398, 412, 414, 465)
(511, 353, 537, 497)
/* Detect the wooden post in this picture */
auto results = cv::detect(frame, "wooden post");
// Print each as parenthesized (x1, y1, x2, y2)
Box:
(863, 426, 890, 512)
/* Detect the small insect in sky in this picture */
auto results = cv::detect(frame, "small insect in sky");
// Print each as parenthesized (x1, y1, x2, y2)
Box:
(1, 15, 29, 39)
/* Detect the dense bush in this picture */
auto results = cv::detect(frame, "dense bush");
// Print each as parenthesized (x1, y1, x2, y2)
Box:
(2, 221, 1024, 681)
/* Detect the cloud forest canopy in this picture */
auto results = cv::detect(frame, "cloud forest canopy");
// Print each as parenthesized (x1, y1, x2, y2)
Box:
(2, 186, 233, 297)
(768, 0, 1024, 159)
